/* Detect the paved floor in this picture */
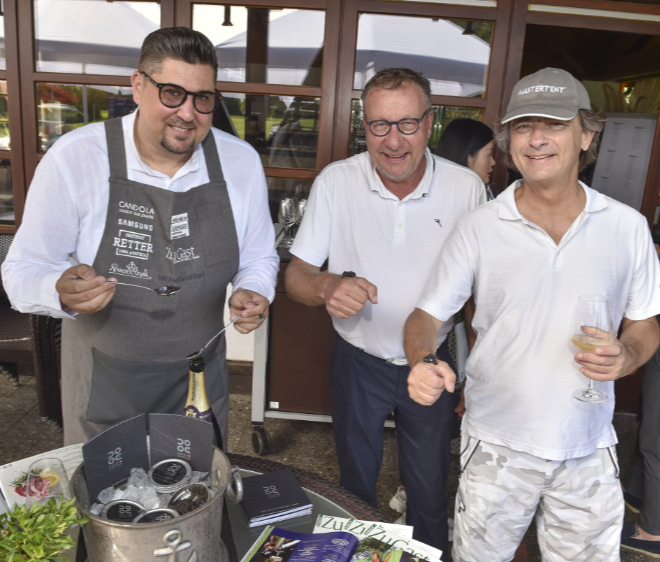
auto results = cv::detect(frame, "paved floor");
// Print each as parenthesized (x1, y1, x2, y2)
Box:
(0, 367, 654, 561)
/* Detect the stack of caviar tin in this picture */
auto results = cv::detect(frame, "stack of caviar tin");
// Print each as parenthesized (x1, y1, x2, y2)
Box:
(94, 459, 212, 523)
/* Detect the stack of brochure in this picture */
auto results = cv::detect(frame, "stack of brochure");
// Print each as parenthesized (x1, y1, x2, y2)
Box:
(240, 467, 313, 528)
(240, 515, 443, 562)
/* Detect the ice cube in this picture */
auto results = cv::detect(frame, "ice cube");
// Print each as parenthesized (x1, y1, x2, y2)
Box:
(190, 471, 208, 484)
(121, 484, 141, 502)
(140, 487, 160, 510)
(97, 486, 115, 504)
(90, 502, 103, 516)
(158, 492, 173, 507)
(128, 467, 149, 489)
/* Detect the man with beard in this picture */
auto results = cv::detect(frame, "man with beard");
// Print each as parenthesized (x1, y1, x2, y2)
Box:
(2, 27, 278, 446)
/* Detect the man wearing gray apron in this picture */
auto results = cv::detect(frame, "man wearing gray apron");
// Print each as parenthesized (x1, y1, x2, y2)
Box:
(2, 28, 278, 446)
(62, 118, 242, 445)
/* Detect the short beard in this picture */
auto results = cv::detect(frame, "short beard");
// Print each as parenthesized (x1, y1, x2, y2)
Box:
(161, 134, 197, 155)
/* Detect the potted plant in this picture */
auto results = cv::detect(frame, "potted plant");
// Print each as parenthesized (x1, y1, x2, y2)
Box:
(0, 497, 88, 561)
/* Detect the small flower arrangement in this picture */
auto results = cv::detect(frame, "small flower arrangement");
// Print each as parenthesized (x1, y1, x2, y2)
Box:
(0, 497, 88, 561)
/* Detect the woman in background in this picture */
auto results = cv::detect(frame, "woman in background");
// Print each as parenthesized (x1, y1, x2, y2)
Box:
(433, 116, 496, 362)
(435, 118, 495, 197)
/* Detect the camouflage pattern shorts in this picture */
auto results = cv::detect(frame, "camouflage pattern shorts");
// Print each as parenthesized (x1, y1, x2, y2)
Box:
(452, 434, 624, 561)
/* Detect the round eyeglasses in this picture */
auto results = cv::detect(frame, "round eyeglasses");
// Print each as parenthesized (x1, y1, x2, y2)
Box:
(365, 108, 432, 137)
(141, 71, 219, 114)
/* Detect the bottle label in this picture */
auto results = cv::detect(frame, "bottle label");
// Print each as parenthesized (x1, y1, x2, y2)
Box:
(183, 405, 213, 423)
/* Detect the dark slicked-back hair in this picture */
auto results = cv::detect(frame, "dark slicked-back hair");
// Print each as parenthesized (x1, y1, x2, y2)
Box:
(435, 118, 494, 167)
(139, 27, 217, 75)
(361, 68, 432, 110)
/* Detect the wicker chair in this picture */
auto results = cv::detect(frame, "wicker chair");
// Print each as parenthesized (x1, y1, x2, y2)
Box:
(0, 234, 63, 428)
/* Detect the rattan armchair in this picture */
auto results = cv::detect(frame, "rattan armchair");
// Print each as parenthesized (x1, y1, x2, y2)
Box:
(0, 234, 63, 428)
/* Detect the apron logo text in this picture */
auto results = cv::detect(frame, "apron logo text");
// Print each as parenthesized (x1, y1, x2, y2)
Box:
(118, 200, 155, 220)
(165, 246, 199, 264)
(117, 218, 154, 232)
(171, 213, 190, 240)
(109, 261, 152, 280)
(113, 230, 154, 260)
(158, 272, 204, 283)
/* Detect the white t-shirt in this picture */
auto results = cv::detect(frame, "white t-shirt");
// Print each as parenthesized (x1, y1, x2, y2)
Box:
(291, 149, 486, 360)
(417, 180, 660, 460)
(2, 110, 279, 317)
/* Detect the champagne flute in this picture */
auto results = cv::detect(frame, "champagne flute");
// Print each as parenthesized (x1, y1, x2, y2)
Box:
(278, 198, 298, 249)
(570, 294, 614, 403)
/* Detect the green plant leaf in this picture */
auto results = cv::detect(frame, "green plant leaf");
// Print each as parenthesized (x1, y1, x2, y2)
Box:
(0, 497, 87, 559)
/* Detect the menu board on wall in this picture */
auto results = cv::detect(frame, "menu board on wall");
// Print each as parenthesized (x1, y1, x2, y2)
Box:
(591, 113, 657, 211)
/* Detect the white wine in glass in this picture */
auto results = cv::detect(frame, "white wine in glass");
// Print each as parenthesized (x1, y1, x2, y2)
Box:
(570, 294, 614, 403)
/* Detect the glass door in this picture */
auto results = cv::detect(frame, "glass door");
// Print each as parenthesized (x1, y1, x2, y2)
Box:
(334, 0, 512, 183)
(181, 0, 513, 220)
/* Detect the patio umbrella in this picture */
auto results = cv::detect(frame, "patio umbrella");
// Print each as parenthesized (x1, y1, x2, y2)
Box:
(215, 10, 490, 96)
(33, 0, 157, 75)
(354, 14, 490, 96)
(216, 9, 325, 86)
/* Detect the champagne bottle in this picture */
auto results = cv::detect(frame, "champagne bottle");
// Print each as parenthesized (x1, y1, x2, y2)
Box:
(183, 356, 223, 448)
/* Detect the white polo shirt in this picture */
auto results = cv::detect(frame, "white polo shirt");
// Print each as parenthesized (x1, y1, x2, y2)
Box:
(417, 180, 660, 460)
(291, 149, 486, 360)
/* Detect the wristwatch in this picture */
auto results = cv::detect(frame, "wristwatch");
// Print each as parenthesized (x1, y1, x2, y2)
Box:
(423, 353, 438, 365)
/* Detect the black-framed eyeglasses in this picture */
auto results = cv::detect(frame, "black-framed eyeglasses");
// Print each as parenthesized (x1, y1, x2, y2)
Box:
(141, 71, 219, 114)
(365, 108, 432, 137)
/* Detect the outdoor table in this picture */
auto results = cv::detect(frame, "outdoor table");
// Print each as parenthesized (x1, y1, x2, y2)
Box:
(225, 453, 387, 562)
(73, 452, 386, 561)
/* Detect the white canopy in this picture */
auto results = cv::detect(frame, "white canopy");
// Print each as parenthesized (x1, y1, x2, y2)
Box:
(33, 0, 157, 76)
(216, 10, 491, 96)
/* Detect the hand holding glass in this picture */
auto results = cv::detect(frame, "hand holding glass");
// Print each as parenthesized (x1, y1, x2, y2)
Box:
(570, 294, 614, 403)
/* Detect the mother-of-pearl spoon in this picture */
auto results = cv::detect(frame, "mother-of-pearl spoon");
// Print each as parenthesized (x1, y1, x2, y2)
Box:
(105, 279, 180, 296)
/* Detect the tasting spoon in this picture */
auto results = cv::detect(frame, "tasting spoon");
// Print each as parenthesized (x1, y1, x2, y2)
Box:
(187, 316, 242, 359)
(105, 280, 180, 296)
(63, 275, 180, 296)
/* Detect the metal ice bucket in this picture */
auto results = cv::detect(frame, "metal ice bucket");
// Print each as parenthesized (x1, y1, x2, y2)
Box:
(70, 448, 242, 561)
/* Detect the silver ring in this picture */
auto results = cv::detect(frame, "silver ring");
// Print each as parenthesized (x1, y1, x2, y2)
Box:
(259, 313, 265, 320)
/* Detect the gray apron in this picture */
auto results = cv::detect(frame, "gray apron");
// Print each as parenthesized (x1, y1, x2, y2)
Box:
(61, 118, 239, 446)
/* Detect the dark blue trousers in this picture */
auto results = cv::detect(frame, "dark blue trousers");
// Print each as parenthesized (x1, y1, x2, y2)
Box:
(624, 318, 660, 535)
(330, 332, 454, 558)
